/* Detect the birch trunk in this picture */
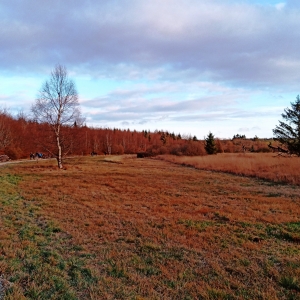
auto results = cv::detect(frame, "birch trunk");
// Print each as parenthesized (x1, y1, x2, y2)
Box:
(56, 133, 63, 169)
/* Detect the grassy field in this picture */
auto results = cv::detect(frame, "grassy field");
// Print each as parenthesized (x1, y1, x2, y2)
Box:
(0, 155, 300, 299)
(159, 153, 300, 185)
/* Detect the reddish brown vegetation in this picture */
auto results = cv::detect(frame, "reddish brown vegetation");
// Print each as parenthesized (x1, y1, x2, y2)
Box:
(159, 153, 300, 185)
(0, 110, 274, 160)
(0, 156, 299, 299)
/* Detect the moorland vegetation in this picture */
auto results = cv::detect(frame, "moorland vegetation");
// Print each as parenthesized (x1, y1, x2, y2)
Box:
(159, 152, 300, 185)
(0, 156, 299, 299)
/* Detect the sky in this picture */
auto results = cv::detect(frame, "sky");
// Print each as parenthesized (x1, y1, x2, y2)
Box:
(1, 0, 300, 139)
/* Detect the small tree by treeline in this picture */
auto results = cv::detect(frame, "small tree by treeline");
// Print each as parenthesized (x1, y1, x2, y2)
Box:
(273, 95, 300, 156)
(0, 109, 12, 150)
(31, 65, 82, 168)
(205, 132, 217, 154)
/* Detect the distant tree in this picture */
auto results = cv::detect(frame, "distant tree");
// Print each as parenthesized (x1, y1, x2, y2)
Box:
(31, 65, 81, 168)
(205, 132, 217, 155)
(142, 130, 148, 138)
(160, 132, 167, 145)
(233, 134, 246, 139)
(273, 95, 300, 156)
(192, 135, 197, 141)
(215, 138, 224, 153)
(0, 109, 12, 150)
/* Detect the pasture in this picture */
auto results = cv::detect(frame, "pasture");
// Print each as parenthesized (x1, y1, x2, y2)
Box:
(0, 154, 300, 299)
(159, 153, 300, 185)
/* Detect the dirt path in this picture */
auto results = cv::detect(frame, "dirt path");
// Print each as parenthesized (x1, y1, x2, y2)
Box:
(0, 159, 31, 166)
(0, 158, 57, 167)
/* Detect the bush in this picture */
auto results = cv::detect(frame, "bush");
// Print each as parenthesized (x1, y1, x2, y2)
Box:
(170, 145, 182, 156)
(4, 147, 23, 160)
(158, 146, 168, 155)
(215, 139, 224, 153)
(182, 142, 206, 156)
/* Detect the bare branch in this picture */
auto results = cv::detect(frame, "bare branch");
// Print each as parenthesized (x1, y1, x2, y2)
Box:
(31, 65, 82, 168)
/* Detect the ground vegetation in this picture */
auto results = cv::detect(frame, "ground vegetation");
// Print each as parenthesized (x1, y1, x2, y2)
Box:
(0, 156, 299, 299)
(159, 153, 300, 185)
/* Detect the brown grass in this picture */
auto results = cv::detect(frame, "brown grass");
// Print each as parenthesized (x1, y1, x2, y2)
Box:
(158, 153, 300, 185)
(0, 155, 300, 299)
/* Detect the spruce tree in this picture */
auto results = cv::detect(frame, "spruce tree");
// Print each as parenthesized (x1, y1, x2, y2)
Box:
(273, 95, 300, 156)
(205, 132, 217, 155)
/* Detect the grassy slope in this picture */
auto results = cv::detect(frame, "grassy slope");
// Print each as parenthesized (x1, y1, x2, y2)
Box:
(0, 156, 300, 299)
(159, 153, 300, 185)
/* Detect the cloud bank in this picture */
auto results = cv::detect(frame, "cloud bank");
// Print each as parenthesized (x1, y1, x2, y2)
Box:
(1, 0, 299, 85)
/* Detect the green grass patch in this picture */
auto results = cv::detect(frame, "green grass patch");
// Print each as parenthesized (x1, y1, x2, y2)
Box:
(279, 276, 300, 291)
(0, 176, 99, 299)
(178, 219, 213, 231)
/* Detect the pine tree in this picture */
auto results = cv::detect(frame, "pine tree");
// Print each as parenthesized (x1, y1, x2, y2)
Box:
(273, 95, 300, 156)
(205, 132, 217, 155)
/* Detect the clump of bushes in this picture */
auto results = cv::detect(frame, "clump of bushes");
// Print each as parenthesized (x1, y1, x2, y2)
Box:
(147, 141, 206, 156)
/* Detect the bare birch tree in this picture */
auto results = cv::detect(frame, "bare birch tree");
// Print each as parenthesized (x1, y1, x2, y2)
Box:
(31, 65, 81, 168)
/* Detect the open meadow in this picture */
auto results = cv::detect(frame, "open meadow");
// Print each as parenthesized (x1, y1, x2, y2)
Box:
(159, 153, 300, 186)
(0, 155, 300, 299)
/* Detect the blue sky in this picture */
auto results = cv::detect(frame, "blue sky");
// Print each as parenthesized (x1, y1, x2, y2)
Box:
(0, 0, 299, 139)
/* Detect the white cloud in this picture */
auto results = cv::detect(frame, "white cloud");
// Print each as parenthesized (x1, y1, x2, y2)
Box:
(275, 2, 286, 10)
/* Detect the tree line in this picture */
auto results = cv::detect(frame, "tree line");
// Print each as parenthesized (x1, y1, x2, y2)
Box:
(1, 65, 300, 168)
(0, 108, 277, 159)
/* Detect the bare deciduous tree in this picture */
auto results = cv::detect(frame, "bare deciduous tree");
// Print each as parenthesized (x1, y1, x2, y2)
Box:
(32, 65, 81, 168)
(0, 109, 12, 150)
